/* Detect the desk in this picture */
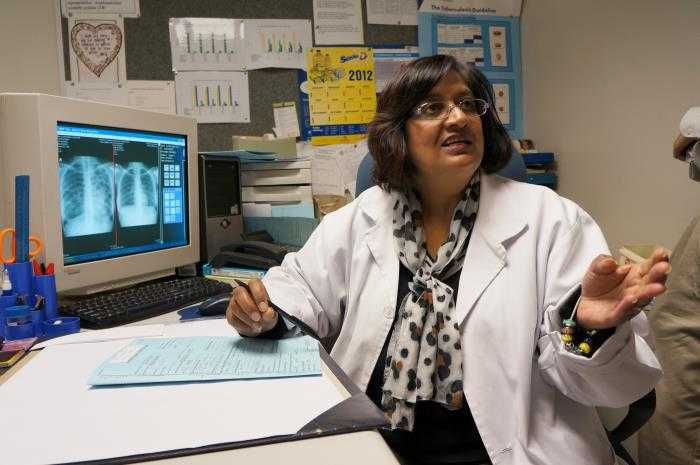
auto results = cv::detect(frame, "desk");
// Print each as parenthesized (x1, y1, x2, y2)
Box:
(0, 313, 399, 465)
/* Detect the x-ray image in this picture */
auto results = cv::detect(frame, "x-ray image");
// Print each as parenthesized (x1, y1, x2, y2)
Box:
(59, 156, 115, 237)
(116, 162, 159, 227)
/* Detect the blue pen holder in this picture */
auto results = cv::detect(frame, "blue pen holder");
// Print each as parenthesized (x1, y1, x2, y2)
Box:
(5, 304, 33, 340)
(30, 308, 43, 337)
(42, 317, 80, 338)
(6, 261, 35, 307)
(0, 293, 18, 340)
(35, 274, 58, 320)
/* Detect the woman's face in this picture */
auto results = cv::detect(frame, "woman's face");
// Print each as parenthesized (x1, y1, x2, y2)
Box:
(405, 70, 484, 190)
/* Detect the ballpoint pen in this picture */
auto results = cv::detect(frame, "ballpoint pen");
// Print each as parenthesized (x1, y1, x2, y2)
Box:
(234, 279, 320, 341)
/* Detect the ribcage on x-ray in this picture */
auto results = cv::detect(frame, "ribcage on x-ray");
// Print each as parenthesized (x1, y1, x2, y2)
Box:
(59, 156, 114, 237)
(116, 163, 159, 227)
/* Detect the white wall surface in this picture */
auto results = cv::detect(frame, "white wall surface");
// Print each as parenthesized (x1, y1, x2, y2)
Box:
(0, 0, 61, 95)
(521, 0, 700, 254)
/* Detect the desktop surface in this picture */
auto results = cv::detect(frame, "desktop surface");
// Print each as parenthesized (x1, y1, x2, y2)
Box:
(0, 314, 396, 465)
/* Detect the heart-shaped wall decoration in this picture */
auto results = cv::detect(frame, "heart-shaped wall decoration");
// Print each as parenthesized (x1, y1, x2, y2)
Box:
(70, 22, 123, 78)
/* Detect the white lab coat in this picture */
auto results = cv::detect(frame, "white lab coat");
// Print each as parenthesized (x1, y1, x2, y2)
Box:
(263, 173, 661, 465)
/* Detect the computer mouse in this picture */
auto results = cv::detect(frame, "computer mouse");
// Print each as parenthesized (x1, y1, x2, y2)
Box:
(199, 294, 231, 316)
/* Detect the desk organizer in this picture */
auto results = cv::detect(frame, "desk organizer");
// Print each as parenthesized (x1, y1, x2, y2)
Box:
(2, 262, 78, 341)
(42, 317, 80, 338)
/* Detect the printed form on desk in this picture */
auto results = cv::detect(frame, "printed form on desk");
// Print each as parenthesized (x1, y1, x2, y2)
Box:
(89, 335, 321, 385)
(0, 319, 345, 465)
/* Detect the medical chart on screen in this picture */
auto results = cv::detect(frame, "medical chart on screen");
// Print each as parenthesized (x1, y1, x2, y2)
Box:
(68, 15, 127, 84)
(174, 71, 250, 124)
(88, 335, 321, 385)
(418, 12, 522, 137)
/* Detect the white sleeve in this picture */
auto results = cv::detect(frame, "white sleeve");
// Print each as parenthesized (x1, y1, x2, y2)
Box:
(536, 208, 662, 408)
(261, 212, 350, 340)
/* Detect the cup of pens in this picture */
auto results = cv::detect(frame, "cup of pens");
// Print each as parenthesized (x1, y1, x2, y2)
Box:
(34, 264, 58, 320)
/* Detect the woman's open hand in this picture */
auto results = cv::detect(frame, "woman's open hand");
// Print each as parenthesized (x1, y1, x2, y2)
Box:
(576, 248, 671, 329)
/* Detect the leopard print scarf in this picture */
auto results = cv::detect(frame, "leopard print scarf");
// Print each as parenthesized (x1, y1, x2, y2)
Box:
(381, 172, 480, 431)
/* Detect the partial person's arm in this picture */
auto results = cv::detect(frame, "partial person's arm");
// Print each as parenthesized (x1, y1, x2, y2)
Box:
(259, 211, 352, 339)
(536, 205, 664, 408)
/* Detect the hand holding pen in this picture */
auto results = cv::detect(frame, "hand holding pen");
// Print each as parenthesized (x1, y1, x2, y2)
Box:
(226, 279, 279, 336)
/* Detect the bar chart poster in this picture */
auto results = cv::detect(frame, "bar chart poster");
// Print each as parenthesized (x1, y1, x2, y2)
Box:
(169, 18, 247, 71)
(306, 47, 376, 144)
(245, 19, 312, 70)
(175, 71, 250, 124)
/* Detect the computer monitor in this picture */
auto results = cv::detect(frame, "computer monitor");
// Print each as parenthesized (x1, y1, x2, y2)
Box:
(0, 93, 200, 294)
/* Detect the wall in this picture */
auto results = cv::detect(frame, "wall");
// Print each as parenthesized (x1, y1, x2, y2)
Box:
(3, 0, 698, 252)
(521, 0, 700, 253)
(0, 0, 60, 94)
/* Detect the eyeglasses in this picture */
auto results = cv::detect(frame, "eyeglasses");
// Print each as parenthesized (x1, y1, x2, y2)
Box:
(412, 98, 490, 120)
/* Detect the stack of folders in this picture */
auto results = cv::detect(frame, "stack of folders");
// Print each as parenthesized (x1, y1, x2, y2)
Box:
(202, 263, 265, 285)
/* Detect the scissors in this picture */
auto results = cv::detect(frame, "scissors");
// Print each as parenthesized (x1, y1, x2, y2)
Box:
(0, 228, 43, 264)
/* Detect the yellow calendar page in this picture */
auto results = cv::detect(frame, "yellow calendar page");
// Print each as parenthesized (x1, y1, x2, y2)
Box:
(306, 47, 377, 127)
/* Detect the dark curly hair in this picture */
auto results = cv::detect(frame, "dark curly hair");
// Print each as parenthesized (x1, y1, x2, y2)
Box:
(367, 54, 512, 192)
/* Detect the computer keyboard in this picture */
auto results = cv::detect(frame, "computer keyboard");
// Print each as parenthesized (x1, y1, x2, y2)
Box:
(59, 276, 233, 329)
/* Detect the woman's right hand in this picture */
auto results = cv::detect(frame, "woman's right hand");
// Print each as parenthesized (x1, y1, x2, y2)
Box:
(226, 279, 278, 337)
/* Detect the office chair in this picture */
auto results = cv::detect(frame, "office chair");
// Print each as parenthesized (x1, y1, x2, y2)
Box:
(354, 149, 655, 465)
(355, 147, 528, 196)
(607, 390, 656, 465)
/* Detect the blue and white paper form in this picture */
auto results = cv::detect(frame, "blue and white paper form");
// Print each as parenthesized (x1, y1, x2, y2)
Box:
(88, 336, 320, 386)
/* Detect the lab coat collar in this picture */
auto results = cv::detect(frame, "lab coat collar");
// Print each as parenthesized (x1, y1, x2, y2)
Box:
(455, 173, 528, 324)
(358, 172, 527, 245)
(358, 173, 527, 323)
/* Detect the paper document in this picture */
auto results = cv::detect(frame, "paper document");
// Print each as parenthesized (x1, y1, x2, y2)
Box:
(246, 20, 312, 70)
(169, 18, 247, 71)
(61, 0, 140, 17)
(64, 81, 128, 105)
(174, 70, 250, 123)
(367, 0, 417, 25)
(127, 80, 176, 114)
(89, 335, 320, 385)
(68, 15, 127, 84)
(273, 101, 301, 138)
(312, 0, 364, 45)
(418, 0, 522, 16)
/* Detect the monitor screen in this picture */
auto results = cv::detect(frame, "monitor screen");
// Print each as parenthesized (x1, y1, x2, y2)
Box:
(57, 122, 189, 266)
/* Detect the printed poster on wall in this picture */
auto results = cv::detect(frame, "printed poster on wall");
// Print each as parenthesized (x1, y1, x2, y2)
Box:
(61, 0, 140, 18)
(418, 12, 523, 137)
(68, 15, 127, 84)
(306, 47, 376, 145)
(418, 0, 522, 16)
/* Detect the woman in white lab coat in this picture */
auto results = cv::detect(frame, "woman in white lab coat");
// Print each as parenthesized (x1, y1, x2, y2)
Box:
(226, 55, 669, 465)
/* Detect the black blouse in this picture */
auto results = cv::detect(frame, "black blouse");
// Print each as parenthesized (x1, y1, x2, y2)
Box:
(365, 263, 491, 465)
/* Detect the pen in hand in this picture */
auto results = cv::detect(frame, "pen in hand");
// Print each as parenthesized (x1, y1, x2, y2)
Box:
(229, 279, 320, 340)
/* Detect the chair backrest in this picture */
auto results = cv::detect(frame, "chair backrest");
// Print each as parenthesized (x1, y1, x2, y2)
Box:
(355, 147, 528, 196)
